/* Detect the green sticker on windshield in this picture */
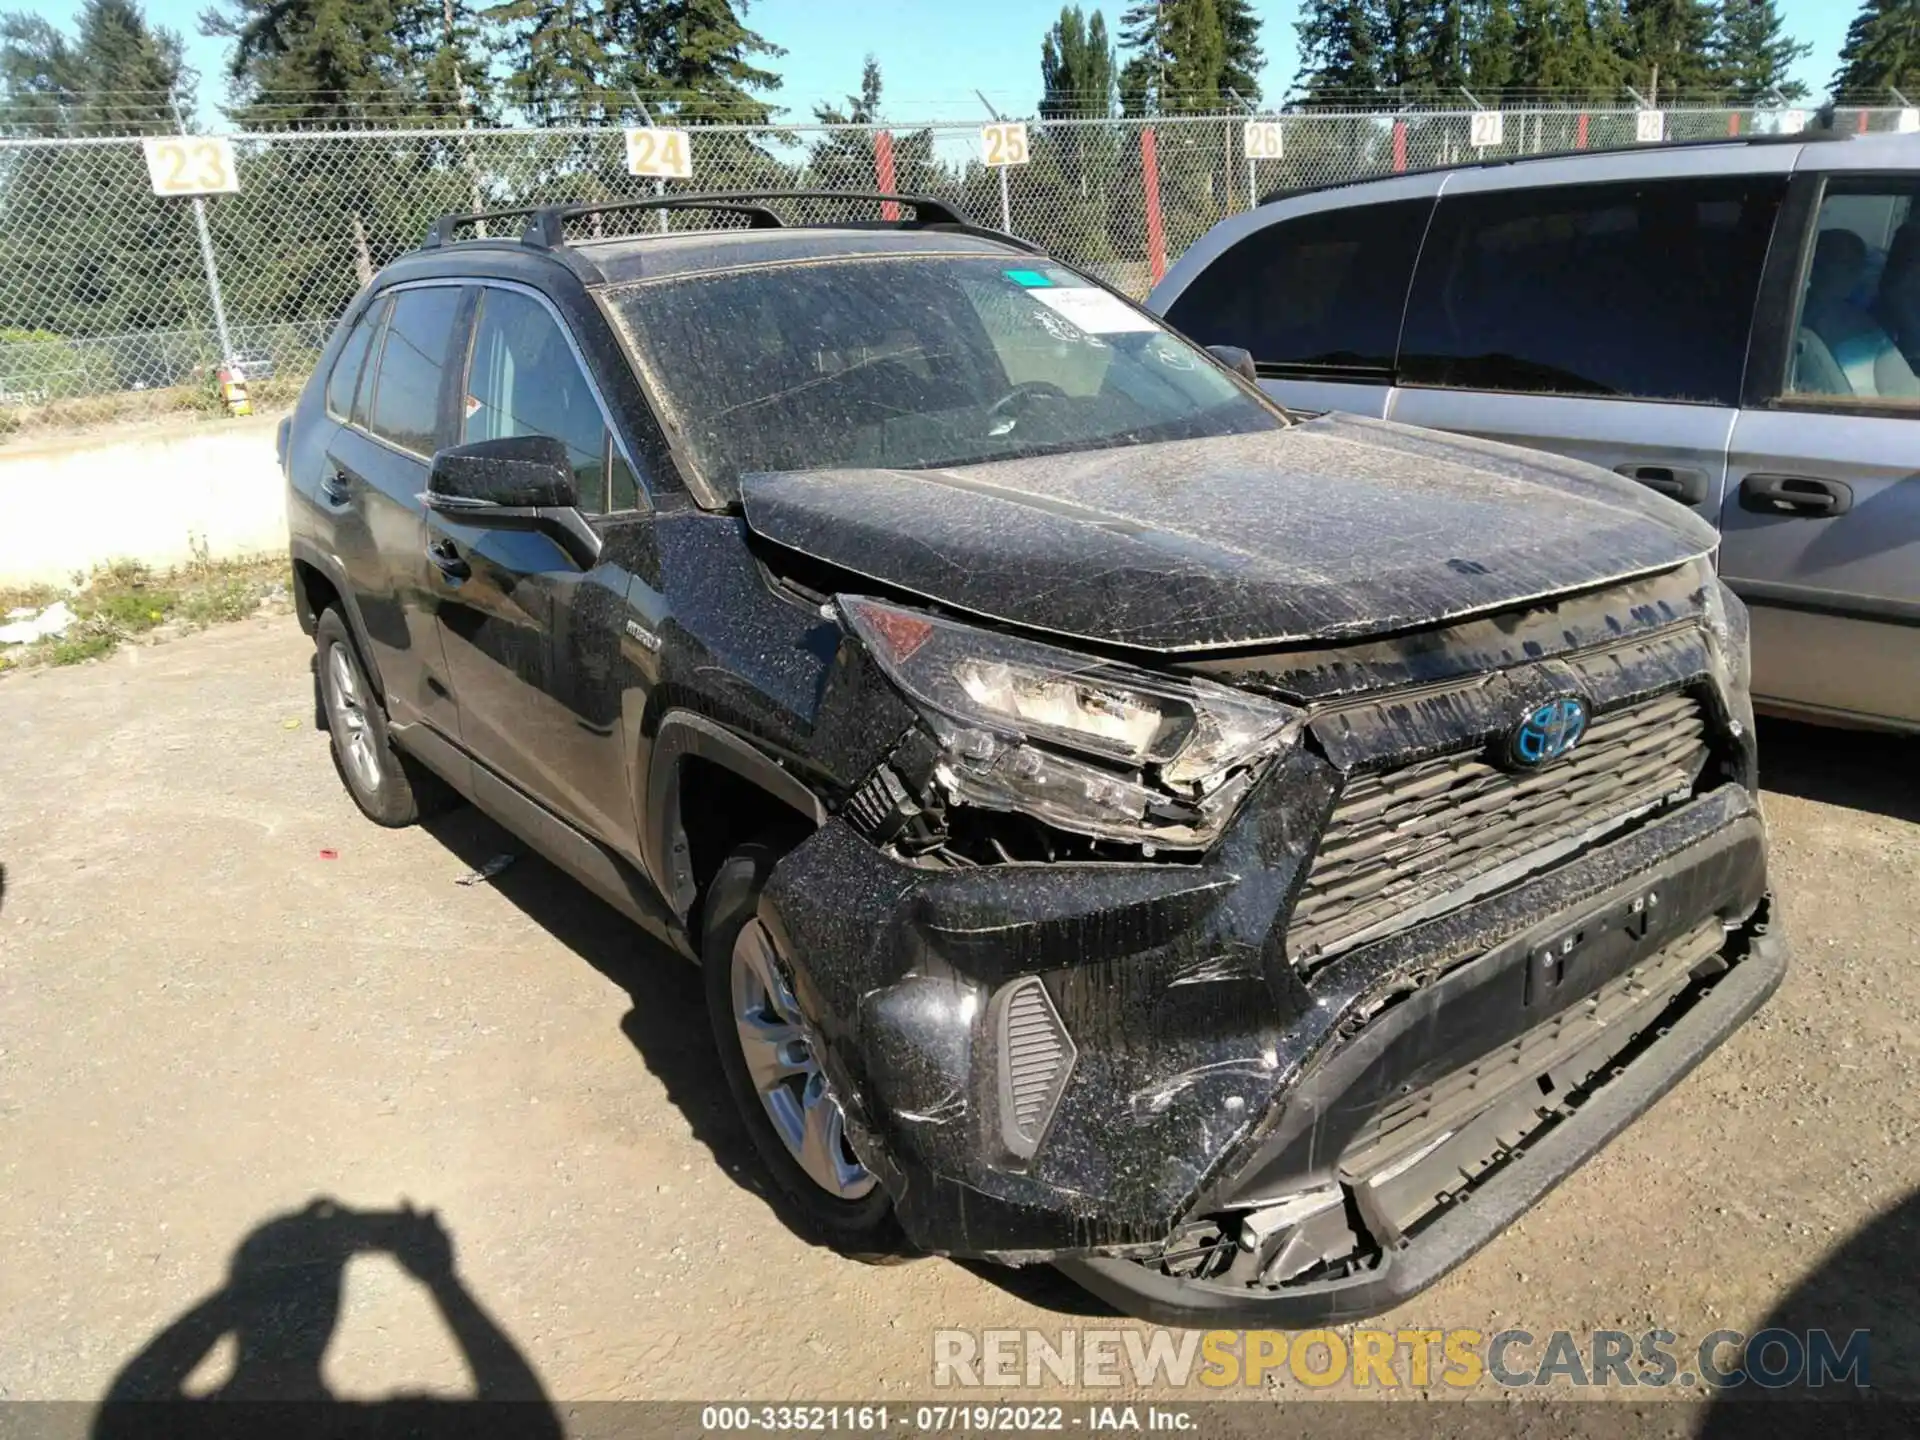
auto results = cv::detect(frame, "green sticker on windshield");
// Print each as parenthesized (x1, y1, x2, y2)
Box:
(1003, 268, 1052, 287)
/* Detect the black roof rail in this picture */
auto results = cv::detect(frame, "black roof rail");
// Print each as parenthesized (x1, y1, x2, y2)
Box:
(1253, 124, 1857, 208)
(423, 189, 979, 251)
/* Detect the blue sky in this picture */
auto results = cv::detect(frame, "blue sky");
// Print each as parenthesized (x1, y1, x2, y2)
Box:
(43, 0, 1860, 120)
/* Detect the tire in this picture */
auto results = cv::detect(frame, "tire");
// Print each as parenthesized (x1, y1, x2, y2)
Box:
(314, 607, 454, 828)
(704, 839, 903, 1256)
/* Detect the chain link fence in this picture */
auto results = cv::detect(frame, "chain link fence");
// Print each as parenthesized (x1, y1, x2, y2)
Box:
(0, 104, 1909, 412)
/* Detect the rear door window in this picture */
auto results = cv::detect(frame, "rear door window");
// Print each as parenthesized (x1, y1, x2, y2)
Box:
(1163, 198, 1433, 376)
(463, 288, 609, 511)
(1780, 179, 1920, 405)
(1400, 177, 1784, 404)
(367, 286, 463, 455)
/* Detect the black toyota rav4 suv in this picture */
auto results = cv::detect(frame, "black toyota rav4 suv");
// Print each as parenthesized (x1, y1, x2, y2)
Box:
(281, 191, 1785, 1325)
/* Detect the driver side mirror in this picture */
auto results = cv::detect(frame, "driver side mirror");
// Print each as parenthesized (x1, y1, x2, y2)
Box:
(1206, 344, 1258, 383)
(428, 435, 578, 513)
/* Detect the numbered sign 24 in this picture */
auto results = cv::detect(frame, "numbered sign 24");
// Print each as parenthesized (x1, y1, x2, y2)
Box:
(625, 128, 693, 180)
(1469, 111, 1504, 148)
(1243, 121, 1284, 160)
(142, 136, 239, 196)
(980, 122, 1031, 168)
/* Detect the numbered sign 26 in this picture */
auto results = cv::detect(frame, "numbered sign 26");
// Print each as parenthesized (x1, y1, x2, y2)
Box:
(1469, 111, 1504, 149)
(1635, 110, 1666, 144)
(142, 136, 239, 196)
(1243, 121, 1284, 160)
(625, 128, 693, 179)
(980, 122, 1031, 168)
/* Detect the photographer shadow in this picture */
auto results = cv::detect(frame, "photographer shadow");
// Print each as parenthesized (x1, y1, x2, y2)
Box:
(92, 1198, 561, 1437)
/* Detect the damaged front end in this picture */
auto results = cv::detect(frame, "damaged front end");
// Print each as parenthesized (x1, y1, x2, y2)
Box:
(759, 562, 1784, 1324)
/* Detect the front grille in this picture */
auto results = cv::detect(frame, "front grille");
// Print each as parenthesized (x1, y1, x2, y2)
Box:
(1288, 690, 1711, 967)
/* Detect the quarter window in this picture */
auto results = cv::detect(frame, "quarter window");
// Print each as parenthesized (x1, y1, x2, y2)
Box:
(326, 303, 379, 419)
(1400, 177, 1785, 405)
(367, 287, 462, 454)
(1163, 198, 1433, 375)
(1783, 180, 1920, 405)
(350, 296, 390, 429)
(464, 289, 609, 511)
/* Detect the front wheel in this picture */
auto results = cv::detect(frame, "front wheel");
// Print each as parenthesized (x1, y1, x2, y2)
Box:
(703, 839, 901, 1254)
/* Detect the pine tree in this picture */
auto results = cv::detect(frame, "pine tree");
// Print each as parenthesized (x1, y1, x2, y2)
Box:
(1423, 0, 1470, 94)
(1118, 0, 1237, 113)
(201, 0, 414, 126)
(481, 0, 613, 121)
(1831, 0, 1920, 100)
(611, 0, 784, 123)
(2, 0, 187, 134)
(1712, 0, 1810, 99)
(1218, 0, 1262, 100)
(1622, 0, 1718, 97)
(1041, 5, 1115, 118)
(1293, 0, 1380, 97)
(1465, 0, 1519, 96)
(395, 0, 494, 118)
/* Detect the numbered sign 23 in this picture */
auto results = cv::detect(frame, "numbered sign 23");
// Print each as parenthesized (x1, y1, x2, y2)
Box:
(625, 128, 693, 179)
(980, 122, 1031, 168)
(142, 136, 240, 196)
(1243, 121, 1284, 160)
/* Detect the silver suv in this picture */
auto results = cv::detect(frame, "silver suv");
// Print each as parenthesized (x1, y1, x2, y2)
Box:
(1150, 131, 1920, 734)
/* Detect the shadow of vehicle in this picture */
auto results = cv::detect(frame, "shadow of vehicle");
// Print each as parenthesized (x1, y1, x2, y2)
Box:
(1695, 1187, 1918, 1432)
(1757, 717, 1919, 825)
(417, 807, 856, 1249)
(92, 1198, 561, 1437)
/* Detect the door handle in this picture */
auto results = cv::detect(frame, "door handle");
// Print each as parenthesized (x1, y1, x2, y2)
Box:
(319, 469, 352, 506)
(426, 538, 471, 581)
(1739, 473, 1854, 518)
(1613, 463, 1709, 506)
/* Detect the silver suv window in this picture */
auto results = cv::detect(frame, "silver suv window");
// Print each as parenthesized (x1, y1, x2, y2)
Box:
(1786, 180, 1920, 404)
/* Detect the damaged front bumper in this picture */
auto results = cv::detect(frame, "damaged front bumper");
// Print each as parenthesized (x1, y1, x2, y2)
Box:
(760, 738, 1781, 1314)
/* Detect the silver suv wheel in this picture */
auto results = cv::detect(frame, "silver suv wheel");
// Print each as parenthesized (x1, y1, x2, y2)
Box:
(730, 917, 876, 1201)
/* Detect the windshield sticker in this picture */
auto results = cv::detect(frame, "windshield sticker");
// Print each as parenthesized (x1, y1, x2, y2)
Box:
(1028, 286, 1158, 335)
(1003, 268, 1053, 287)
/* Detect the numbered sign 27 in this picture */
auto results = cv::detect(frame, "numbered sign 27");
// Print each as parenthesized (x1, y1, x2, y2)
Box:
(142, 136, 240, 196)
(1469, 111, 1504, 149)
(625, 128, 693, 180)
(1243, 121, 1284, 161)
(980, 122, 1031, 168)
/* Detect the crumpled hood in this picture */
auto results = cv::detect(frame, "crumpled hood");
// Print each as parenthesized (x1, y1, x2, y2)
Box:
(740, 412, 1718, 653)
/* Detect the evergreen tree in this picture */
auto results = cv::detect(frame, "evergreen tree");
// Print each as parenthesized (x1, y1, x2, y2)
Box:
(1712, 0, 1809, 99)
(481, 0, 612, 121)
(1831, 0, 1920, 100)
(1118, 0, 1234, 113)
(1622, 0, 1718, 97)
(1041, 5, 1115, 118)
(1218, 0, 1263, 100)
(395, 0, 494, 118)
(201, 0, 414, 126)
(1465, 0, 1519, 95)
(610, 0, 784, 123)
(1293, 0, 1380, 97)
(2, 0, 188, 134)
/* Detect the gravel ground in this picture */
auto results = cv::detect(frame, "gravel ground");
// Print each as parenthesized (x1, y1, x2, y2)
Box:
(0, 617, 1915, 1407)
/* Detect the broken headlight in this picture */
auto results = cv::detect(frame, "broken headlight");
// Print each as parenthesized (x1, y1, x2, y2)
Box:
(840, 597, 1303, 851)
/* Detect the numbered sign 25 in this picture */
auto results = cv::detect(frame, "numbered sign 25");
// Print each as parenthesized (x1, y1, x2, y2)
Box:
(141, 136, 239, 196)
(1243, 121, 1284, 161)
(980, 122, 1031, 168)
(625, 128, 693, 180)
(1469, 111, 1505, 148)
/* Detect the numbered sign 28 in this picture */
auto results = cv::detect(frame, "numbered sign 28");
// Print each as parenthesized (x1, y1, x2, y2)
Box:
(1635, 110, 1666, 144)
(141, 136, 239, 196)
(1901, 109, 1920, 134)
(1469, 111, 1504, 148)
(980, 122, 1031, 168)
(1243, 121, 1284, 161)
(625, 128, 693, 179)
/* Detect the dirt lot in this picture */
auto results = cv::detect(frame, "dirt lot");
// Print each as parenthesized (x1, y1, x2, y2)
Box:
(1, 617, 1916, 1406)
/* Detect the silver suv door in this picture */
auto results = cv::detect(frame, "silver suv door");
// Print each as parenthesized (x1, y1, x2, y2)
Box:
(1719, 145, 1920, 731)
(1387, 150, 1792, 526)
(1150, 173, 1442, 418)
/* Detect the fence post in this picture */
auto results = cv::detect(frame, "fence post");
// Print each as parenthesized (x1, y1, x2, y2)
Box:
(1728, 113, 1740, 136)
(1858, 108, 1871, 134)
(874, 130, 898, 218)
(1391, 119, 1407, 172)
(1576, 113, 1589, 149)
(1141, 126, 1166, 285)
